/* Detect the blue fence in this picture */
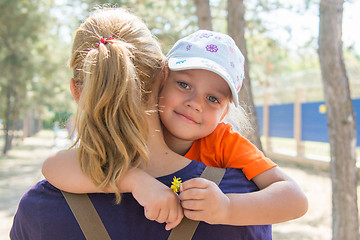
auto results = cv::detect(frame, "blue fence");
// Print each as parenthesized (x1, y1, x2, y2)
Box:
(256, 99, 360, 146)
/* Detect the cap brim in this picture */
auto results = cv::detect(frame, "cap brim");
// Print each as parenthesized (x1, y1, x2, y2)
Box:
(168, 57, 239, 106)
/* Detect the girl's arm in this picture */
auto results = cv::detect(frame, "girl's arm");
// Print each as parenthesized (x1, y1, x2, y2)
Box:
(42, 149, 106, 193)
(42, 149, 183, 230)
(42, 149, 165, 193)
(179, 166, 308, 225)
(227, 167, 308, 225)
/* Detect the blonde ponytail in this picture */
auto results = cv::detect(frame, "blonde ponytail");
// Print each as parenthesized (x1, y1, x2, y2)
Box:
(70, 7, 166, 203)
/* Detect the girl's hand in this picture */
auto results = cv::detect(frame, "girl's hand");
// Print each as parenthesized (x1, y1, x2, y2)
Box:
(179, 178, 230, 224)
(131, 173, 184, 230)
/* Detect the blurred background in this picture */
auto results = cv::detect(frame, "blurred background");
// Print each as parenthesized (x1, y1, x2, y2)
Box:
(0, 0, 359, 239)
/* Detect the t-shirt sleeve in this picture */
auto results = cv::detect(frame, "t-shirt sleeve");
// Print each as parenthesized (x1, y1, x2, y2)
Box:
(10, 190, 41, 239)
(217, 123, 277, 180)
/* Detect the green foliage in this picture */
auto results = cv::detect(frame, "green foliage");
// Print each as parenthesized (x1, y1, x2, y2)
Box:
(0, 0, 357, 138)
(80, 0, 199, 53)
(0, 0, 43, 117)
(0, 0, 75, 138)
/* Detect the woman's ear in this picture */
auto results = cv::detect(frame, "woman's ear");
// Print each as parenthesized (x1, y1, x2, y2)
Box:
(160, 66, 169, 88)
(70, 78, 81, 104)
(156, 66, 169, 96)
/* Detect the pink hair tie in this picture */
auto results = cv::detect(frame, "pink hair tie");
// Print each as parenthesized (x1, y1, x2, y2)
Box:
(96, 37, 115, 47)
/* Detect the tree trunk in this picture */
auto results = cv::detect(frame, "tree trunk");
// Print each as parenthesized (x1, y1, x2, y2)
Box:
(194, 0, 212, 30)
(227, 0, 263, 151)
(37, 114, 43, 133)
(3, 84, 14, 154)
(23, 109, 32, 139)
(318, 1, 359, 239)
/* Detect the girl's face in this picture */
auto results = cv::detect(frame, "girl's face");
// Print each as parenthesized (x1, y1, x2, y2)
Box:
(159, 69, 231, 146)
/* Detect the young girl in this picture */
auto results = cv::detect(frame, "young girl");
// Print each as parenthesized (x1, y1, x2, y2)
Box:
(156, 30, 307, 224)
(43, 26, 307, 231)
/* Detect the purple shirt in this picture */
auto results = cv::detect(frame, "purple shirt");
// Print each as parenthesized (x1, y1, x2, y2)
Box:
(10, 160, 271, 239)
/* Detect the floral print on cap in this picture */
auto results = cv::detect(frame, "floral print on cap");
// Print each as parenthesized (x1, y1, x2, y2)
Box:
(206, 44, 218, 52)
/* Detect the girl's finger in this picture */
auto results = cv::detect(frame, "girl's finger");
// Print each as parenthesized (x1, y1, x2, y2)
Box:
(180, 178, 212, 191)
(144, 207, 160, 221)
(165, 206, 184, 231)
(183, 209, 203, 221)
(181, 199, 205, 211)
(155, 208, 169, 223)
(179, 188, 207, 201)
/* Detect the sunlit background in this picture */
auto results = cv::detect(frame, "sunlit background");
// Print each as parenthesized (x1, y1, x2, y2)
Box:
(0, 0, 359, 239)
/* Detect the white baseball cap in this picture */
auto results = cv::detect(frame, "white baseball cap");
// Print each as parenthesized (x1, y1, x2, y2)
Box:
(167, 30, 245, 107)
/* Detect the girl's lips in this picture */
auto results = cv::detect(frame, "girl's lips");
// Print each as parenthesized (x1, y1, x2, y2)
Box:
(175, 111, 199, 124)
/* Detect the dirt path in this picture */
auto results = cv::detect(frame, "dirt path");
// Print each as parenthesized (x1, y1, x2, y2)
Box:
(274, 159, 360, 240)
(0, 130, 71, 239)
(0, 130, 358, 239)
(272, 161, 334, 240)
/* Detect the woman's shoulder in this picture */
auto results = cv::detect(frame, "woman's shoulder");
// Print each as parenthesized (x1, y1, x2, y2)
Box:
(14, 180, 67, 220)
(19, 180, 60, 201)
(10, 180, 73, 239)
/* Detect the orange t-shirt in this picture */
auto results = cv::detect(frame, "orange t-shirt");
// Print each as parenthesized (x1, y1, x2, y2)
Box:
(184, 122, 277, 180)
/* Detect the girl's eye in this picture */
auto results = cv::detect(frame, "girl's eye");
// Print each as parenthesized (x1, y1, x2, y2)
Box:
(178, 81, 189, 89)
(207, 95, 219, 103)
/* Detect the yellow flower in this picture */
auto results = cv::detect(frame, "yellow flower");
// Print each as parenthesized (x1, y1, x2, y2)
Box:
(170, 176, 182, 193)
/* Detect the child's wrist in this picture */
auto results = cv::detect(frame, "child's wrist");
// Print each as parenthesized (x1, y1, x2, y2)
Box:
(217, 195, 232, 225)
(116, 167, 147, 193)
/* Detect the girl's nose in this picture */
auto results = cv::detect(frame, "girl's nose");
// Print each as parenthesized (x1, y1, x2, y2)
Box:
(185, 92, 203, 112)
